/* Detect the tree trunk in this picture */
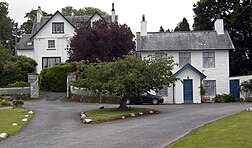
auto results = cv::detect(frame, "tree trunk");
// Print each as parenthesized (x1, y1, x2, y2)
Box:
(118, 97, 129, 110)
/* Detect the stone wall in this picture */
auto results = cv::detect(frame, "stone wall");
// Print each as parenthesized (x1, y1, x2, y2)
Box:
(0, 87, 31, 96)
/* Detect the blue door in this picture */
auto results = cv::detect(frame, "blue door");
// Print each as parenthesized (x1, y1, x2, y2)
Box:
(230, 80, 240, 98)
(184, 79, 193, 103)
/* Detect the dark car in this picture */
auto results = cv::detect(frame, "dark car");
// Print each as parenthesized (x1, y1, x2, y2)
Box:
(126, 92, 164, 105)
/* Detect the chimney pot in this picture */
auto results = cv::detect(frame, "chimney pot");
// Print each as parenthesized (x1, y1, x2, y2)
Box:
(111, 3, 115, 23)
(140, 14, 147, 36)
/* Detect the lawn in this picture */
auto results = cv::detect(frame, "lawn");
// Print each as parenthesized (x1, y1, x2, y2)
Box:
(0, 108, 33, 141)
(170, 111, 252, 148)
(85, 107, 155, 123)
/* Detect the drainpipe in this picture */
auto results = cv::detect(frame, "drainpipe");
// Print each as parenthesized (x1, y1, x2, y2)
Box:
(173, 84, 175, 104)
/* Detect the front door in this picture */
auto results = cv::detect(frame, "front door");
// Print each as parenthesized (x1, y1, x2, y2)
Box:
(184, 79, 193, 103)
(230, 80, 240, 98)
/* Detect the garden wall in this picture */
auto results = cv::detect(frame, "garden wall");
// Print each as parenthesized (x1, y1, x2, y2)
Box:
(0, 87, 31, 96)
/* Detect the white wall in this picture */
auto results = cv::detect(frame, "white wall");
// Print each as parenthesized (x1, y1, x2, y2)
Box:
(17, 50, 35, 60)
(33, 13, 75, 73)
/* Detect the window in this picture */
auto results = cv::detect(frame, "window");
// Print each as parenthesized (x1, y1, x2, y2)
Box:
(42, 57, 61, 68)
(203, 80, 216, 96)
(155, 52, 167, 60)
(203, 52, 215, 68)
(179, 52, 191, 67)
(157, 86, 168, 97)
(52, 23, 64, 34)
(48, 40, 55, 49)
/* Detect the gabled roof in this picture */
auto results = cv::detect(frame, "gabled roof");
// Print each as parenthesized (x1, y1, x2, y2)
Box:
(173, 63, 206, 79)
(87, 11, 103, 22)
(136, 31, 235, 51)
(17, 34, 34, 50)
(30, 11, 75, 39)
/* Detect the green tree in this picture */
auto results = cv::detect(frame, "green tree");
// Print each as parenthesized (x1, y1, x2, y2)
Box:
(193, 0, 252, 76)
(0, 2, 13, 45)
(61, 6, 107, 16)
(159, 26, 164, 32)
(74, 55, 177, 109)
(20, 9, 51, 34)
(174, 17, 190, 31)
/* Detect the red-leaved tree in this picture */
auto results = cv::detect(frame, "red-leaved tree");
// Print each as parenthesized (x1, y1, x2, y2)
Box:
(68, 19, 135, 62)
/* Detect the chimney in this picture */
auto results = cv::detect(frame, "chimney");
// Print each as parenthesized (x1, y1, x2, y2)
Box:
(214, 19, 224, 34)
(37, 6, 43, 23)
(141, 14, 147, 36)
(111, 3, 115, 23)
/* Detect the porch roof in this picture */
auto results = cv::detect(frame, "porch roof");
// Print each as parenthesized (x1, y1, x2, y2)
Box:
(173, 63, 206, 79)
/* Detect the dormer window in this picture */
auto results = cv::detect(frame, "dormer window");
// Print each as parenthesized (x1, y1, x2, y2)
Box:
(27, 42, 33, 46)
(52, 22, 64, 34)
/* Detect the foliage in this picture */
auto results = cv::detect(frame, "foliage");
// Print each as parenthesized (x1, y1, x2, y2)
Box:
(193, 0, 252, 76)
(0, 2, 13, 44)
(239, 79, 252, 99)
(174, 17, 190, 31)
(8, 81, 30, 88)
(159, 26, 164, 32)
(171, 111, 252, 148)
(74, 55, 177, 109)
(0, 108, 33, 141)
(20, 9, 51, 34)
(0, 44, 37, 87)
(213, 94, 237, 103)
(39, 63, 71, 92)
(199, 84, 206, 97)
(62, 6, 107, 16)
(69, 19, 135, 63)
(12, 99, 24, 108)
(0, 99, 10, 106)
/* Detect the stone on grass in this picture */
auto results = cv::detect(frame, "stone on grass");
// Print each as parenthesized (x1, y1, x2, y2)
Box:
(149, 111, 154, 114)
(80, 112, 84, 116)
(246, 108, 252, 112)
(28, 111, 33, 114)
(25, 115, 29, 117)
(81, 114, 86, 119)
(121, 116, 125, 119)
(83, 119, 92, 124)
(130, 113, 135, 117)
(22, 118, 28, 122)
(139, 112, 143, 115)
(0, 133, 8, 139)
(12, 123, 18, 126)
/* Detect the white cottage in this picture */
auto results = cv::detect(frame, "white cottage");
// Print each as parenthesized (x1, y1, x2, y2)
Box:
(17, 4, 118, 73)
(136, 16, 235, 104)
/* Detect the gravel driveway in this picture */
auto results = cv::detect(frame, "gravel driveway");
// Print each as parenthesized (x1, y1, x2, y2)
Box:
(0, 92, 251, 148)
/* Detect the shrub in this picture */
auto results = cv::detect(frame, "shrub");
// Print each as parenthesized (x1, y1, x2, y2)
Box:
(0, 99, 10, 106)
(213, 94, 237, 103)
(12, 99, 24, 107)
(239, 79, 252, 99)
(13, 94, 30, 100)
(39, 63, 71, 92)
(8, 81, 30, 87)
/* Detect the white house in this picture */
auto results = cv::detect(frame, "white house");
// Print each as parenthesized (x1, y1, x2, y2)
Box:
(17, 4, 118, 73)
(136, 15, 235, 104)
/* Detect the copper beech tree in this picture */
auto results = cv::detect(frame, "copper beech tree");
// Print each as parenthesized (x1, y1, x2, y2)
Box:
(68, 19, 135, 63)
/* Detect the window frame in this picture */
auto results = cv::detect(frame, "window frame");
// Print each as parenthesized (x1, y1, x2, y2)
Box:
(42, 57, 61, 69)
(203, 52, 215, 68)
(179, 52, 191, 67)
(203, 80, 216, 96)
(47, 40, 56, 50)
(52, 22, 64, 34)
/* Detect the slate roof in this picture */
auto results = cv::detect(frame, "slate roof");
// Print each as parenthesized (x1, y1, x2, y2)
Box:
(18, 11, 118, 50)
(173, 63, 206, 79)
(136, 31, 235, 51)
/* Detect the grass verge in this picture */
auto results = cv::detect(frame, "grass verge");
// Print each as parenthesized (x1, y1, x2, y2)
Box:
(0, 108, 33, 141)
(170, 111, 252, 148)
(85, 107, 157, 123)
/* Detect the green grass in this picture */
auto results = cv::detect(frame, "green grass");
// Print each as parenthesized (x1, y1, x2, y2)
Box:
(85, 107, 155, 123)
(0, 108, 33, 141)
(171, 111, 252, 148)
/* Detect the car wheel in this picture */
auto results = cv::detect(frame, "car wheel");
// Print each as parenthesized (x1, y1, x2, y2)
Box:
(152, 99, 159, 105)
(126, 99, 131, 105)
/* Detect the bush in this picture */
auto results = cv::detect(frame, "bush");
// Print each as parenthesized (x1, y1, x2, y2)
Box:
(213, 94, 237, 103)
(8, 81, 30, 87)
(12, 99, 24, 107)
(39, 63, 71, 92)
(0, 99, 10, 106)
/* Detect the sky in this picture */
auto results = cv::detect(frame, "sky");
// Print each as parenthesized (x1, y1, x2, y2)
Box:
(5, 0, 199, 34)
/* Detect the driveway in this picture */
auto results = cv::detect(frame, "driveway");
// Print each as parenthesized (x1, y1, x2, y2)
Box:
(0, 92, 251, 148)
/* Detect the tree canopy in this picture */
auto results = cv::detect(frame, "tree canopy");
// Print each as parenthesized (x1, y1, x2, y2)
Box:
(159, 26, 164, 32)
(68, 19, 135, 62)
(174, 17, 190, 31)
(193, 0, 252, 76)
(74, 55, 177, 109)
(61, 6, 108, 16)
(0, 2, 13, 45)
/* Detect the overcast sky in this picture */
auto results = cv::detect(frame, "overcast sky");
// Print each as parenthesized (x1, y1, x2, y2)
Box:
(5, 0, 199, 33)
